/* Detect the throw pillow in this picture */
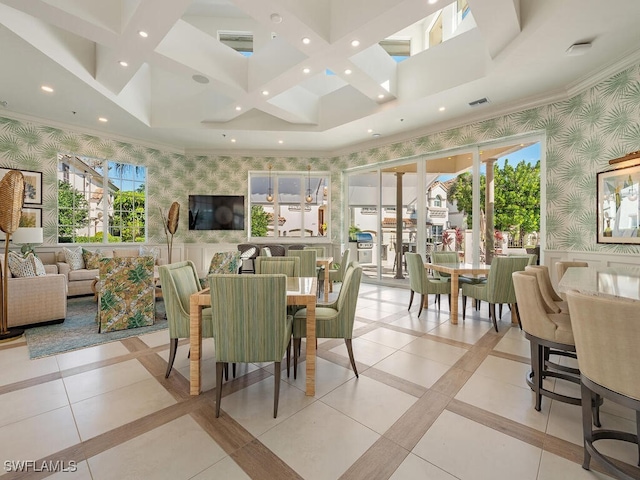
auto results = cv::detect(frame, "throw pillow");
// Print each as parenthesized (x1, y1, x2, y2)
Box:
(33, 255, 47, 276)
(63, 246, 85, 270)
(139, 245, 160, 263)
(82, 248, 103, 270)
(8, 252, 37, 278)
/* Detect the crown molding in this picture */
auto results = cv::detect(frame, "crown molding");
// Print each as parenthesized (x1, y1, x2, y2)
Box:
(566, 48, 640, 98)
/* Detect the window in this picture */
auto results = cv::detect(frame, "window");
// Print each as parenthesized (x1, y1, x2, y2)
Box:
(219, 31, 253, 56)
(57, 154, 147, 243)
(249, 170, 329, 239)
(434, 195, 442, 207)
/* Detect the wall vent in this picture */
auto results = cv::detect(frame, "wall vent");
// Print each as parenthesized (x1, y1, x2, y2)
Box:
(469, 97, 489, 107)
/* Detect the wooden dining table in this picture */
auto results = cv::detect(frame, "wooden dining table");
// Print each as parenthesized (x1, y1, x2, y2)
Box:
(424, 261, 491, 324)
(558, 265, 640, 301)
(189, 276, 318, 396)
(317, 256, 333, 302)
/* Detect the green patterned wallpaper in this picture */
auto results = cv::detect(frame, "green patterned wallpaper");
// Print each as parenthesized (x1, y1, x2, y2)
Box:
(1, 63, 639, 252)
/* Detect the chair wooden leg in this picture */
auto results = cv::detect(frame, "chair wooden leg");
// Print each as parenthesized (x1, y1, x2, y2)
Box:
(273, 361, 281, 418)
(448, 294, 451, 311)
(408, 290, 414, 310)
(418, 293, 425, 317)
(436, 294, 441, 311)
(345, 339, 358, 378)
(531, 340, 543, 411)
(286, 339, 291, 378)
(489, 303, 498, 332)
(293, 338, 301, 379)
(215, 362, 224, 417)
(462, 296, 467, 320)
(165, 338, 178, 378)
(499, 304, 503, 318)
(232, 363, 237, 378)
(224, 363, 229, 381)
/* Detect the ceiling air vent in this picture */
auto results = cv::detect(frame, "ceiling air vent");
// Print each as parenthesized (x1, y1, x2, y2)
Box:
(469, 97, 489, 107)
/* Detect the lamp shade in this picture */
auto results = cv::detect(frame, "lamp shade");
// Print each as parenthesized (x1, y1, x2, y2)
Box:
(12, 227, 43, 245)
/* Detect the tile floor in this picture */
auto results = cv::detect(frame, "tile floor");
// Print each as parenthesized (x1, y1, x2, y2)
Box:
(0, 283, 637, 479)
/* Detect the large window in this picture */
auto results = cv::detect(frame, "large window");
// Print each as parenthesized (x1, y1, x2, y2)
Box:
(57, 154, 147, 243)
(249, 169, 329, 239)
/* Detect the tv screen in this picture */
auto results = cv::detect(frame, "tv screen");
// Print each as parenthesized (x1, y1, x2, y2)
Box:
(188, 195, 245, 230)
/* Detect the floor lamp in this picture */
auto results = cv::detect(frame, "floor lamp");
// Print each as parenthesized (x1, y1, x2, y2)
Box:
(0, 170, 25, 341)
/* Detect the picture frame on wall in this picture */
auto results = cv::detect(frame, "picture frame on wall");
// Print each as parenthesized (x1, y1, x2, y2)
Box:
(597, 163, 640, 244)
(0, 168, 43, 205)
(19, 208, 42, 228)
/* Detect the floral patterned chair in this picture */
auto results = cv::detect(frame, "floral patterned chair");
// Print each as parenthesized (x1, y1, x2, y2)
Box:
(200, 251, 242, 288)
(97, 256, 155, 333)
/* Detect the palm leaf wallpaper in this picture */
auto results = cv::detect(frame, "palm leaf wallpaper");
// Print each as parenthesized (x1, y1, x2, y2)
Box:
(0, 64, 639, 254)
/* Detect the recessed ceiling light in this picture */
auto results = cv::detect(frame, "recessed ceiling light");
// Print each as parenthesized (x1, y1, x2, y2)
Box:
(98, 117, 108, 122)
(119, 61, 128, 67)
(428, 0, 438, 4)
(302, 37, 310, 45)
(372, 133, 381, 138)
(344, 69, 352, 75)
(303, 67, 310, 74)
(270, 13, 282, 23)
(377, 94, 384, 99)
(278, 140, 284, 144)
(439, 106, 445, 111)
(367, 129, 373, 133)
(138, 31, 148, 38)
(351, 40, 360, 47)
(235, 106, 242, 111)
(41, 85, 54, 93)
(192, 74, 209, 84)
(262, 90, 269, 96)
(231, 138, 237, 143)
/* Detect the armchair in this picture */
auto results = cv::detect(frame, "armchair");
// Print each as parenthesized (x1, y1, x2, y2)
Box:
(159, 261, 214, 378)
(293, 263, 362, 379)
(405, 253, 450, 316)
(209, 274, 292, 418)
(97, 256, 155, 333)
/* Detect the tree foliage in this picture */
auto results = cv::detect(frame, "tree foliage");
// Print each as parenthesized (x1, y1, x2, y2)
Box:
(58, 180, 90, 240)
(251, 205, 269, 237)
(111, 190, 146, 242)
(449, 160, 540, 242)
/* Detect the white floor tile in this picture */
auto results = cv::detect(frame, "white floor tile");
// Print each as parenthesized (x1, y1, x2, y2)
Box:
(55, 341, 130, 371)
(321, 375, 417, 434)
(191, 457, 251, 480)
(72, 378, 177, 440)
(413, 410, 542, 480)
(88, 415, 226, 480)
(373, 350, 450, 388)
(401, 337, 468, 366)
(0, 379, 69, 428)
(259, 401, 379, 480)
(537, 451, 614, 480)
(359, 327, 417, 349)
(390, 453, 458, 480)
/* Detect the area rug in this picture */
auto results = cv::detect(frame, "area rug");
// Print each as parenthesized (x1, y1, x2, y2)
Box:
(25, 296, 167, 359)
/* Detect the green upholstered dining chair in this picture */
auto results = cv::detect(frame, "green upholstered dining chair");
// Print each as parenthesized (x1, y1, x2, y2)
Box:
(159, 261, 214, 378)
(328, 249, 350, 293)
(288, 249, 317, 277)
(304, 246, 326, 257)
(461, 255, 530, 331)
(431, 251, 484, 286)
(292, 263, 362, 379)
(208, 274, 293, 418)
(405, 252, 451, 316)
(97, 256, 155, 333)
(255, 256, 300, 276)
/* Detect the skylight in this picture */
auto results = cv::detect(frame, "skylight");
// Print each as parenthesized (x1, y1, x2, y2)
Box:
(219, 31, 253, 55)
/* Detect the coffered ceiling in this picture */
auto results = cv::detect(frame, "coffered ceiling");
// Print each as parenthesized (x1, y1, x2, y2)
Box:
(0, 0, 639, 154)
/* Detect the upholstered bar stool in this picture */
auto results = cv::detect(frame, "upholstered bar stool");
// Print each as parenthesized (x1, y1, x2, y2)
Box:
(525, 265, 568, 313)
(566, 290, 640, 478)
(512, 271, 601, 421)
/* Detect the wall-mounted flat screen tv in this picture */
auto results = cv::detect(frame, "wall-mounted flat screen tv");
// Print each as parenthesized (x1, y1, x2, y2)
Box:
(188, 195, 245, 230)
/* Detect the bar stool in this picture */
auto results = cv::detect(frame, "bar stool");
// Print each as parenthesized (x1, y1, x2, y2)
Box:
(567, 290, 640, 478)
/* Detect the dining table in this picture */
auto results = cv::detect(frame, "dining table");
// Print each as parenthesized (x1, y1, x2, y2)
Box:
(558, 265, 640, 301)
(317, 256, 333, 302)
(189, 276, 318, 396)
(424, 261, 491, 324)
